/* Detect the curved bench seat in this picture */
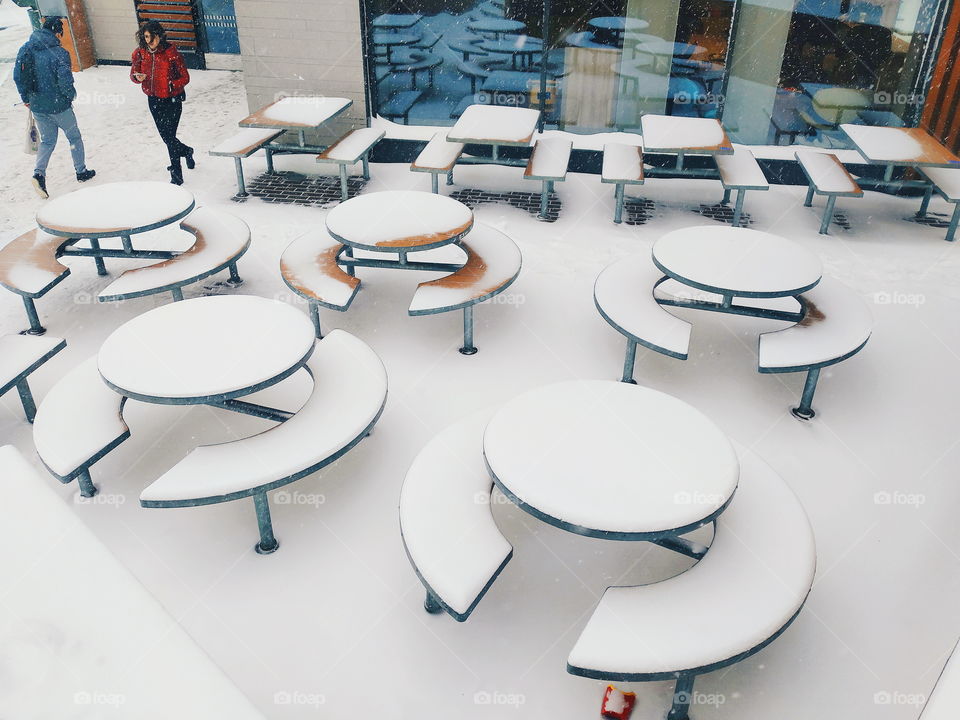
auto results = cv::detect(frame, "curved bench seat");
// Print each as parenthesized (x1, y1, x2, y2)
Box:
(33, 355, 129, 495)
(568, 448, 815, 716)
(140, 330, 387, 552)
(97, 207, 250, 303)
(409, 224, 521, 355)
(400, 409, 513, 621)
(595, 254, 691, 383)
(0, 334, 66, 422)
(0, 228, 72, 334)
(760, 277, 872, 419)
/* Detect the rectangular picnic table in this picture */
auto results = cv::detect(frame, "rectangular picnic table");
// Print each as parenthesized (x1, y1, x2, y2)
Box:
(640, 114, 733, 174)
(239, 95, 352, 158)
(447, 104, 541, 165)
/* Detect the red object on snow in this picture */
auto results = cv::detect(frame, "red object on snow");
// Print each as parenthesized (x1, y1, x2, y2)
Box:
(601, 685, 637, 720)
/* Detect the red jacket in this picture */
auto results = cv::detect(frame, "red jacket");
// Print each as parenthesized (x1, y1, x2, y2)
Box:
(131, 44, 189, 98)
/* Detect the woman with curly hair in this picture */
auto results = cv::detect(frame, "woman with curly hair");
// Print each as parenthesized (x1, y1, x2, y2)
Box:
(130, 21, 194, 185)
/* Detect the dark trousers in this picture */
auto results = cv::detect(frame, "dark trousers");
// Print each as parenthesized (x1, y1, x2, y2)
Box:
(147, 95, 191, 166)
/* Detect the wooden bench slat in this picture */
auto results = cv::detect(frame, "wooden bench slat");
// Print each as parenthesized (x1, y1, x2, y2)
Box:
(0, 334, 66, 396)
(918, 166, 960, 202)
(0, 229, 70, 297)
(601, 143, 644, 184)
(280, 230, 360, 311)
(795, 150, 862, 196)
(411, 132, 465, 173)
(209, 127, 282, 158)
(715, 145, 769, 191)
(524, 138, 572, 181)
(316, 127, 384, 164)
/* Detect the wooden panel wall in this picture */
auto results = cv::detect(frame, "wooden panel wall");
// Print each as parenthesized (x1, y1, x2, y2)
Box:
(922, 0, 960, 152)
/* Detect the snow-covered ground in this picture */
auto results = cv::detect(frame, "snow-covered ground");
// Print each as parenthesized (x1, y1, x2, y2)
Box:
(2, 6, 960, 719)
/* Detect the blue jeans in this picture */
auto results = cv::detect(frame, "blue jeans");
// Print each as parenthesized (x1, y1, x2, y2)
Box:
(33, 107, 87, 176)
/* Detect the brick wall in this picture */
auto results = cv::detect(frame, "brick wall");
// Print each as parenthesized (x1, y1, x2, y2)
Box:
(234, 0, 368, 137)
(84, 0, 139, 62)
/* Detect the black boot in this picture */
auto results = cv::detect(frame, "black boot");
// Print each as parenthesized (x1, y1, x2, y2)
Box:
(167, 161, 184, 185)
(182, 145, 195, 170)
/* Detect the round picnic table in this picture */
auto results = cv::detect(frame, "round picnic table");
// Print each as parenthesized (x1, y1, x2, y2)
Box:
(477, 36, 544, 69)
(98, 295, 316, 405)
(467, 17, 525, 39)
(588, 16, 650, 34)
(372, 32, 421, 63)
(483, 380, 739, 540)
(36, 181, 195, 239)
(652, 226, 823, 299)
(326, 191, 474, 253)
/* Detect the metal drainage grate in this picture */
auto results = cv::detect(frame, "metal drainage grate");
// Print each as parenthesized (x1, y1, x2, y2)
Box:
(449, 188, 563, 222)
(238, 172, 369, 207)
(696, 203, 754, 226)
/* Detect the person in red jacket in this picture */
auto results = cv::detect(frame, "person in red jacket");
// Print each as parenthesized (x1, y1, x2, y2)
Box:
(130, 21, 194, 185)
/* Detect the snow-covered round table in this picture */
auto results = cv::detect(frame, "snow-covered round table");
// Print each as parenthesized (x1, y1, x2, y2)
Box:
(652, 225, 823, 300)
(483, 380, 739, 540)
(99, 295, 315, 406)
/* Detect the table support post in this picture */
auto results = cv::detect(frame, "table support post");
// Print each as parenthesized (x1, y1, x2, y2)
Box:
(946, 203, 960, 242)
(339, 164, 349, 202)
(15, 379, 37, 423)
(803, 185, 814, 207)
(675, 151, 685, 171)
(721, 293, 733, 309)
(614, 183, 625, 224)
(88, 239, 108, 276)
(459, 306, 478, 355)
(731, 189, 745, 227)
(621, 338, 638, 384)
(424, 591, 443, 614)
(344, 246, 356, 277)
(917, 185, 933, 217)
(883, 164, 894, 183)
(121, 235, 133, 254)
(297, 129, 306, 148)
(20, 296, 46, 336)
(362, 155, 371, 180)
(310, 302, 323, 339)
(77, 469, 98, 498)
(539, 180, 549, 219)
(492, 144, 499, 162)
(228, 263, 243, 286)
(431, 173, 439, 194)
(791, 367, 820, 421)
(265, 148, 275, 174)
(721, 188, 731, 205)
(171, 287, 184, 302)
(253, 492, 279, 554)
(233, 157, 248, 197)
(667, 674, 695, 720)
(447, 168, 454, 186)
(820, 196, 836, 235)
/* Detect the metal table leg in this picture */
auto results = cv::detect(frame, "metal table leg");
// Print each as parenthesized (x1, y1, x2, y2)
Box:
(253, 492, 280, 554)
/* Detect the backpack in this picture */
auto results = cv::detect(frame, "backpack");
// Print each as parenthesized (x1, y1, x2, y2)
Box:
(18, 47, 38, 98)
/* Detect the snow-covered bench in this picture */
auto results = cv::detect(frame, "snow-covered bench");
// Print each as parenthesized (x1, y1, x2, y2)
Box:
(97, 207, 250, 303)
(0, 334, 66, 422)
(33, 355, 130, 498)
(567, 448, 816, 720)
(796, 150, 863, 234)
(408, 224, 522, 355)
(594, 255, 692, 383)
(209, 127, 283, 197)
(315, 127, 385, 201)
(400, 410, 513, 621)
(0, 228, 72, 334)
(379, 90, 422, 125)
(920, 641, 960, 720)
(393, 52, 444, 90)
(0, 444, 268, 719)
(410, 131, 466, 193)
(715, 144, 769, 227)
(602, 143, 645, 224)
(139, 330, 387, 554)
(523, 138, 573, 219)
(759, 276, 872, 420)
(280, 230, 361, 337)
(916, 166, 960, 242)
(456, 58, 490, 94)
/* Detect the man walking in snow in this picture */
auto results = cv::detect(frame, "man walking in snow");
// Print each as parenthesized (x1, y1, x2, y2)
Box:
(14, 16, 95, 198)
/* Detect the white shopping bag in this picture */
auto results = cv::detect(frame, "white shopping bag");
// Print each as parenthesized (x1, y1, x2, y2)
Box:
(25, 110, 38, 154)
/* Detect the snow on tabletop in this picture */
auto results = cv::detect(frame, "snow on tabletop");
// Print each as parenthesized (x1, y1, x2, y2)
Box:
(841, 123, 924, 162)
(97, 207, 250, 298)
(483, 380, 739, 535)
(921, 641, 960, 720)
(36, 181, 195, 235)
(449, 105, 541, 145)
(653, 225, 822, 297)
(413, 132, 465, 170)
(0, 446, 266, 720)
(320, 128, 384, 162)
(209, 127, 280, 156)
(408, 224, 521, 313)
(526, 138, 572, 179)
(641, 114, 727, 152)
(280, 230, 358, 307)
(400, 408, 512, 616)
(98, 295, 315, 400)
(594, 255, 690, 357)
(0, 334, 64, 384)
(795, 150, 860, 194)
(715, 144, 768, 187)
(602, 143, 644, 181)
(567, 446, 815, 675)
(253, 96, 351, 128)
(139, 330, 386, 503)
(31, 355, 127, 478)
(759, 277, 873, 369)
(326, 191, 473, 250)
(920, 166, 960, 201)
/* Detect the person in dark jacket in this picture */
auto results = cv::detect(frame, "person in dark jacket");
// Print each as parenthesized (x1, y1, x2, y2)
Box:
(14, 17, 95, 198)
(131, 21, 194, 185)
